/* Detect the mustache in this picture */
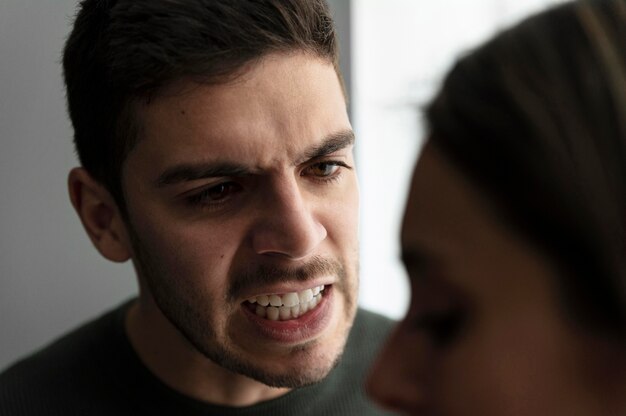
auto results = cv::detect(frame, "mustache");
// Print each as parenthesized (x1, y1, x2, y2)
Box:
(228, 256, 345, 301)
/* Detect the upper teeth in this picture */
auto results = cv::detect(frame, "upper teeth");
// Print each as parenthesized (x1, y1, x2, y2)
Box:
(247, 285, 325, 307)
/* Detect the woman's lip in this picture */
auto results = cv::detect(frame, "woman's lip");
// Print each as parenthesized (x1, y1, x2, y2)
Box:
(240, 280, 334, 300)
(240, 286, 334, 344)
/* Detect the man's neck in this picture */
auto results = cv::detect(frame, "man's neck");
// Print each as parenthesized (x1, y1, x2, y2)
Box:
(124, 298, 291, 407)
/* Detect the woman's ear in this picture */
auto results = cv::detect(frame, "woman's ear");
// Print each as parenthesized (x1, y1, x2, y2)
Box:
(68, 167, 132, 262)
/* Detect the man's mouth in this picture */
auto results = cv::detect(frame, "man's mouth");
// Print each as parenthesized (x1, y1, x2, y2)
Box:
(244, 285, 326, 321)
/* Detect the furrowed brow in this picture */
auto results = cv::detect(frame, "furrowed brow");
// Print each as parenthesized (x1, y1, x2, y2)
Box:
(301, 130, 355, 162)
(155, 130, 355, 187)
(156, 162, 250, 187)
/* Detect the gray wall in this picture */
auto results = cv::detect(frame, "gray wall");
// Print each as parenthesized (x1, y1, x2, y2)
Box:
(328, 0, 352, 117)
(0, 0, 352, 371)
(0, 0, 137, 371)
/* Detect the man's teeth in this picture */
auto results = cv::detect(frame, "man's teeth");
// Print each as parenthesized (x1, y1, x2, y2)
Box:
(248, 286, 325, 321)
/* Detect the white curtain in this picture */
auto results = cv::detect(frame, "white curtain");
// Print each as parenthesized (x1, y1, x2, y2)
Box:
(353, 0, 569, 318)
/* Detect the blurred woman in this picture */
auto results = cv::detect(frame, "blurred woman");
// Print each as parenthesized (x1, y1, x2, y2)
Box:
(367, 1, 626, 415)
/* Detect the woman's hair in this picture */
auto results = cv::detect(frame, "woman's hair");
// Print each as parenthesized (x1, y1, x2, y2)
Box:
(425, 0, 626, 337)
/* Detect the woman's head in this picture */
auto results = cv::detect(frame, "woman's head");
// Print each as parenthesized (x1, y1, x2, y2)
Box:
(368, 1, 626, 414)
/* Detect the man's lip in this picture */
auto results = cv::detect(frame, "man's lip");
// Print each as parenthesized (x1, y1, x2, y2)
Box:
(239, 279, 334, 300)
(240, 287, 334, 343)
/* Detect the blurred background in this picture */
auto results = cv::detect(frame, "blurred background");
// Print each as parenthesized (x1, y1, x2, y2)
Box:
(0, 0, 566, 370)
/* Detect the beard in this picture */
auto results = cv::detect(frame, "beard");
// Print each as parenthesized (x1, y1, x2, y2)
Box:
(127, 224, 358, 388)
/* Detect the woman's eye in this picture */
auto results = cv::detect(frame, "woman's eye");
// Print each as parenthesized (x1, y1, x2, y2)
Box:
(412, 308, 466, 348)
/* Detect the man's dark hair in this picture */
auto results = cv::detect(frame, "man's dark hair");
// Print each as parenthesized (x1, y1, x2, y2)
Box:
(63, 0, 340, 207)
(425, 0, 626, 337)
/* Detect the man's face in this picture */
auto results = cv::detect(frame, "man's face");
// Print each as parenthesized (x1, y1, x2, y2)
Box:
(120, 52, 359, 387)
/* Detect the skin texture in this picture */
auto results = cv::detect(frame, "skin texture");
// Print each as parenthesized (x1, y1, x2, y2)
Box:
(68, 52, 359, 406)
(367, 143, 624, 416)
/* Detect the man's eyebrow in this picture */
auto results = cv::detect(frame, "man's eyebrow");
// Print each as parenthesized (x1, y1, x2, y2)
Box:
(301, 130, 355, 162)
(155, 130, 355, 187)
(156, 162, 251, 187)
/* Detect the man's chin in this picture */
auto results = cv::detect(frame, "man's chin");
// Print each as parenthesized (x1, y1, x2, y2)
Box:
(223, 350, 345, 388)
(219, 317, 353, 388)
(151, 291, 350, 389)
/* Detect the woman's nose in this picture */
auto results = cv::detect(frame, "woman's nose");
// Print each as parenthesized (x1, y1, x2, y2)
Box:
(366, 324, 430, 414)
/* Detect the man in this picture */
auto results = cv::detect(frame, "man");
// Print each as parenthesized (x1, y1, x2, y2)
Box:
(0, 0, 393, 414)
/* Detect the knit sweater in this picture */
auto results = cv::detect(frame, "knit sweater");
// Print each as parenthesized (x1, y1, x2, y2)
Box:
(0, 300, 394, 415)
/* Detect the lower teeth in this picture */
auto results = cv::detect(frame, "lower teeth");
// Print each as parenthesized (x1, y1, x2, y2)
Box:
(254, 293, 323, 321)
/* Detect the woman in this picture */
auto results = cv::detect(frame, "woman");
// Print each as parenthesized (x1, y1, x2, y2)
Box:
(367, 1, 626, 415)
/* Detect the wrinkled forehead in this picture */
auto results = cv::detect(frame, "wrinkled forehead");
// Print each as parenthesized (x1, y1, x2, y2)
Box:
(123, 52, 351, 177)
(121, 50, 344, 150)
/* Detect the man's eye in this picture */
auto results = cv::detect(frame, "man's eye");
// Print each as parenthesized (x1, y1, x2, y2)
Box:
(304, 161, 350, 180)
(310, 162, 339, 177)
(187, 182, 242, 205)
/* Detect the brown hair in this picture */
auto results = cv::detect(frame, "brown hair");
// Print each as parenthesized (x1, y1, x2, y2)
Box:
(63, 0, 340, 207)
(426, 0, 626, 336)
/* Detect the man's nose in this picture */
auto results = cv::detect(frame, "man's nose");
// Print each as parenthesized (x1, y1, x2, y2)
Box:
(250, 178, 327, 260)
(366, 324, 430, 414)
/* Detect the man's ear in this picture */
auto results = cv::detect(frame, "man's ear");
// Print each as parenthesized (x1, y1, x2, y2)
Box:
(68, 167, 132, 262)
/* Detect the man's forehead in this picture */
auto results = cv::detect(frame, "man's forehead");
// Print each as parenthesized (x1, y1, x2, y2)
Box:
(124, 53, 351, 181)
(138, 52, 340, 109)
(135, 53, 345, 133)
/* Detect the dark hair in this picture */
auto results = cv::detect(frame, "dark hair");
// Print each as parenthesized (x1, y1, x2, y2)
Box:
(63, 0, 340, 207)
(425, 0, 626, 337)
